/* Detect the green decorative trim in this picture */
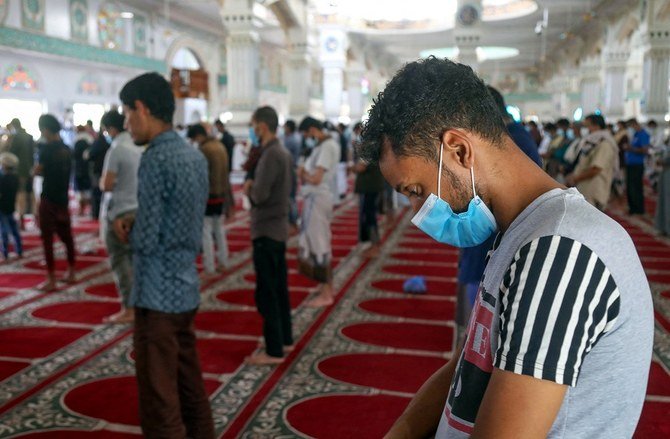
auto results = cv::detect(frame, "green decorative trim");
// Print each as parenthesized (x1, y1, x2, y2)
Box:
(627, 90, 643, 99)
(567, 92, 581, 101)
(505, 92, 552, 102)
(0, 26, 166, 72)
(218, 74, 227, 85)
(261, 84, 287, 94)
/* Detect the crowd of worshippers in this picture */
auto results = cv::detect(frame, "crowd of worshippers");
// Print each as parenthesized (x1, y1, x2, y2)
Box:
(0, 72, 392, 437)
(0, 67, 665, 437)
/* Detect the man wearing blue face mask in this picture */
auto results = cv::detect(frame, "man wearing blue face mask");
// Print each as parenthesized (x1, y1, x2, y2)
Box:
(359, 57, 653, 439)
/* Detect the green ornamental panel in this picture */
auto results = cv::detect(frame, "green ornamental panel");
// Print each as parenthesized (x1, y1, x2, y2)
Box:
(133, 14, 147, 55)
(97, 1, 124, 50)
(70, 0, 88, 42)
(21, 0, 45, 32)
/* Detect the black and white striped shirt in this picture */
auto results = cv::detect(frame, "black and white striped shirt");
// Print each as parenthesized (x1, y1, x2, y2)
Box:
(494, 235, 620, 386)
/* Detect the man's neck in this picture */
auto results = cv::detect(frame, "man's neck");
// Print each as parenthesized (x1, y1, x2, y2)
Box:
(485, 139, 564, 232)
(261, 134, 277, 147)
(147, 122, 172, 143)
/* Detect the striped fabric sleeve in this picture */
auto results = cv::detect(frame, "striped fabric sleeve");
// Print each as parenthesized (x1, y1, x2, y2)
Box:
(493, 235, 620, 387)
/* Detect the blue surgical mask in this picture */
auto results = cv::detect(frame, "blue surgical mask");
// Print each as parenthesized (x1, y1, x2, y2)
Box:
(411, 144, 497, 248)
(305, 137, 317, 149)
(566, 128, 575, 140)
(249, 127, 259, 146)
(104, 134, 113, 144)
(557, 128, 565, 137)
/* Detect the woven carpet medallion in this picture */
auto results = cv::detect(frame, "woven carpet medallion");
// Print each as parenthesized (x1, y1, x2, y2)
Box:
(0, 190, 668, 438)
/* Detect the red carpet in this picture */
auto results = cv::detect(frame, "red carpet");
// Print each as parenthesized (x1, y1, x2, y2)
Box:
(647, 361, 670, 396)
(23, 259, 101, 272)
(318, 353, 446, 393)
(20, 432, 140, 438)
(31, 301, 120, 325)
(382, 264, 457, 277)
(243, 272, 318, 288)
(0, 273, 46, 288)
(84, 283, 118, 298)
(342, 322, 453, 352)
(371, 279, 457, 296)
(0, 327, 90, 358)
(391, 251, 459, 263)
(358, 297, 455, 321)
(286, 394, 411, 439)
(635, 401, 670, 438)
(196, 339, 259, 374)
(0, 359, 29, 381)
(195, 310, 263, 336)
(64, 376, 220, 426)
(215, 288, 309, 308)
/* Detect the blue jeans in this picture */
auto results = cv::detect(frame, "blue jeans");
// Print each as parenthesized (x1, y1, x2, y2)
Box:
(0, 212, 22, 258)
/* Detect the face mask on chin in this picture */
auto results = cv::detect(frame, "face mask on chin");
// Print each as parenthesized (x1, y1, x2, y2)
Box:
(410, 143, 497, 248)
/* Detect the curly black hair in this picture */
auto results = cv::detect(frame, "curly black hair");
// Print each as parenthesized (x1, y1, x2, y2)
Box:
(359, 57, 507, 165)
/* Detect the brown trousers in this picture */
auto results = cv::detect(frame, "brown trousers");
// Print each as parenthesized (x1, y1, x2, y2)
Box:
(134, 308, 215, 439)
(39, 197, 75, 272)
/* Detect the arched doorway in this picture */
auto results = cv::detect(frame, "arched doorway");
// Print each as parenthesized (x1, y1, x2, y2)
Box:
(167, 45, 210, 126)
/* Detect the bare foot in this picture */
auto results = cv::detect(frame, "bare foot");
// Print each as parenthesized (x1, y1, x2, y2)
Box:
(361, 245, 381, 259)
(283, 344, 295, 353)
(62, 271, 76, 284)
(38, 280, 58, 292)
(244, 351, 284, 365)
(305, 293, 334, 308)
(103, 308, 135, 324)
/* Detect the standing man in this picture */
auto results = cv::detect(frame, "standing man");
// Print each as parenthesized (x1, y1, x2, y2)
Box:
(187, 123, 234, 276)
(117, 72, 214, 438)
(214, 119, 236, 172)
(351, 121, 385, 259)
(243, 106, 293, 365)
(360, 57, 652, 438)
(566, 114, 619, 210)
(99, 110, 142, 324)
(283, 119, 301, 231)
(34, 114, 76, 291)
(8, 118, 34, 228)
(625, 118, 650, 215)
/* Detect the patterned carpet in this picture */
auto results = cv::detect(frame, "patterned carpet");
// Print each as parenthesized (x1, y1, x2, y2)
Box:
(0, 189, 668, 438)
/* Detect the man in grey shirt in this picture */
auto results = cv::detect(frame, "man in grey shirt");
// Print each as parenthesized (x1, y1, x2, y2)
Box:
(244, 106, 293, 365)
(359, 57, 653, 438)
(100, 110, 142, 324)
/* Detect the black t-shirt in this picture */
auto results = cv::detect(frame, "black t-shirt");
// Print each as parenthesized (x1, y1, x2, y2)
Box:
(0, 172, 18, 214)
(40, 140, 72, 207)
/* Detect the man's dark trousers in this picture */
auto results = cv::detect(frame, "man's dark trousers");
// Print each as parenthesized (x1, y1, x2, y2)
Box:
(252, 237, 293, 357)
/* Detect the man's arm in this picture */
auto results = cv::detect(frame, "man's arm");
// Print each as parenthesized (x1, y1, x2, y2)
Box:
(130, 158, 163, 253)
(100, 171, 116, 191)
(566, 166, 601, 186)
(249, 148, 279, 205)
(385, 347, 460, 438)
(471, 369, 566, 438)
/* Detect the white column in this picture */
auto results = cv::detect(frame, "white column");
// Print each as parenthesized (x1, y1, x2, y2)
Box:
(287, 28, 311, 118)
(220, 0, 260, 126)
(642, 47, 670, 120)
(640, 0, 670, 121)
(346, 64, 365, 122)
(602, 54, 628, 120)
(319, 27, 348, 121)
(580, 56, 601, 115)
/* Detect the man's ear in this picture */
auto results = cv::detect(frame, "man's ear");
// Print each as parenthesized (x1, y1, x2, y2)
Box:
(134, 100, 149, 117)
(440, 129, 475, 169)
